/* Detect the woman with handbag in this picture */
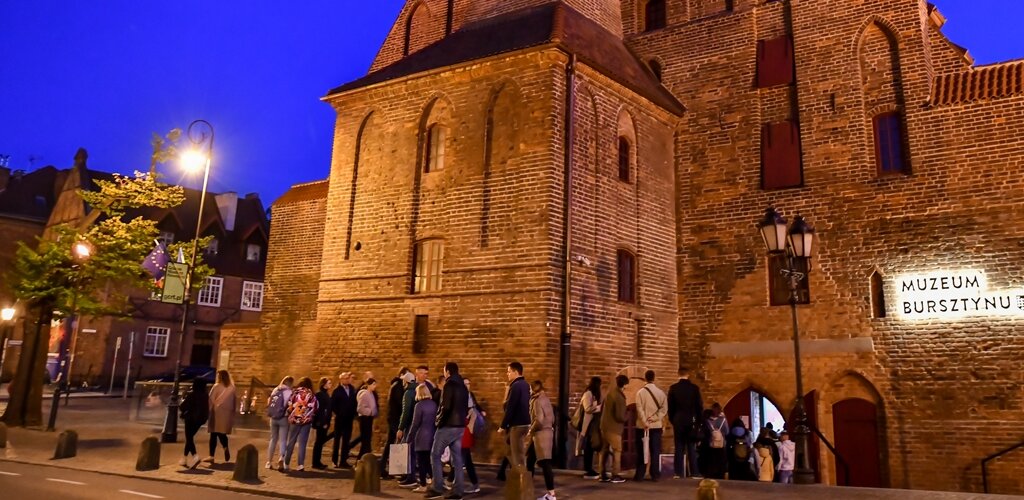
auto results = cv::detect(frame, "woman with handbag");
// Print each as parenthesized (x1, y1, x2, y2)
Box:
(573, 376, 603, 479)
(207, 370, 236, 464)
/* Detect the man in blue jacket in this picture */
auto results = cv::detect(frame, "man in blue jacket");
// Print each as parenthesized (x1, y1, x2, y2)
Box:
(500, 361, 531, 470)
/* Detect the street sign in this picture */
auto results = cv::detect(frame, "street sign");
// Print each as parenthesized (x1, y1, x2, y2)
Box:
(161, 262, 188, 304)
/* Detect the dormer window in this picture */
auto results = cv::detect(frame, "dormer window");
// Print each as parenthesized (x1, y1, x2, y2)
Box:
(246, 243, 261, 262)
(205, 238, 219, 256)
(157, 231, 175, 247)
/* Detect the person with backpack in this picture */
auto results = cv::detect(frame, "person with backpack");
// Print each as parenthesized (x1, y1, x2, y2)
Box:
(668, 366, 703, 479)
(312, 376, 334, 469)
(179, 378, 209, 469)
(331, 372, 358, 468)
(704, 403, 728, 479)
(283, 376, 318, 471)
(207, 370, 237, 464)
(266, 375, 294, 469)
(634, 370, 668, 481)
(573, 376, 603, 480)
(727, 418, 755, 480)
(755, 424, 780, 480)
(356, 378, 379, 458)
(755, 444, 775, 482)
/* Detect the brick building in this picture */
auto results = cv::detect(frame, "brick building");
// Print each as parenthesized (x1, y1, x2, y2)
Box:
(245, 0, 1024, 493)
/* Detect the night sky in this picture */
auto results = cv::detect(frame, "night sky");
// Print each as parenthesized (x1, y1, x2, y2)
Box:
(1, 1, 1021, 206)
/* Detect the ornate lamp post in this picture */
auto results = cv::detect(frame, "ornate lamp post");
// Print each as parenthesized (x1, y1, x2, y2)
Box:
(161, 119, 213, 443)
(757, 206, 816, 484)
(46, 239, 94, 431)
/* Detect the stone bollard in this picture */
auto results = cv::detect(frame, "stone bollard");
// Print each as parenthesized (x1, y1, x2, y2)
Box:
(352, 454, 381, 494)
(696, 478, 720, 500)
(0, 422, 7, 448)
(504, 465, 534, 500)
(232, 444, 260, 482)
(53, 429, 78, 459)
(135, 436, 161, 471)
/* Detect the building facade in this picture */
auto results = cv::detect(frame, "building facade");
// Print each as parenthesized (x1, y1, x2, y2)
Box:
(246, 0, 1024, 493)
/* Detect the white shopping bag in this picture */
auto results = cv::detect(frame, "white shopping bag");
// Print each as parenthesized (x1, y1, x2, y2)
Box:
(389, 443, 411, 475)
(642, 429, 651, 465)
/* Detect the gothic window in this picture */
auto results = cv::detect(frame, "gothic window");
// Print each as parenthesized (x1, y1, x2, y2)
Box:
(618, 137, 632, 182)
(425, 124, 446, 173)
(870, 271, 886, 318)
(617, 249, 637, 303)
(873, 112, 907, 175)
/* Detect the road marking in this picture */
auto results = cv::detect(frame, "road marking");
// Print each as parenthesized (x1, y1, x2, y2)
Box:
(46, 478, 86, 485)
(119, 490, 164, 499)
(0, 471, 22, 476)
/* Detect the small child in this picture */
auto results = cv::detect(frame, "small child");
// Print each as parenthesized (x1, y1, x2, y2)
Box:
(776, 431, 796, 484)
(756, 445, 774, 482)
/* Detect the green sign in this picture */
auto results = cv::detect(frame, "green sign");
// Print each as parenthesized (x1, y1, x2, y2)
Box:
(161, 262, 189, 304)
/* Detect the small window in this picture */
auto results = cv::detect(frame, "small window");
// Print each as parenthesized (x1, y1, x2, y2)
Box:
(870, 271, 886, 318)
(157, 231, 175, 247)
(618, 137, 631, 182)
(197, 276, 223, 307)
(757, 36, 794, 88)
(205, 238, 219, 256)
(768, 254, 810, 306)
(649, 60, 663, 81)
(761, 121, 802, 190)
(413, 240, 444, 293)
(241, 281, 264, 311)
(644, 0, 667, 32)
(413, 315, 429, 354)
(873, 113, 907, 175)
(617, 249, 637, 303)
(246, 243, 261, 262)
(425, 124, 446, 173)
(143, 326, 170, 357)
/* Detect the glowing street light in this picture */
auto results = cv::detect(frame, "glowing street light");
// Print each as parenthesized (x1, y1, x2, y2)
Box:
(180, 149, 209, 174)
(1, 307, 14, 322)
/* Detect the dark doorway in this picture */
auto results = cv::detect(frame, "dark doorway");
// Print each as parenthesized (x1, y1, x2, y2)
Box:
(724, 387, 786, 434)
(833, 398, 882, 487)
(190, 329, 215, 367)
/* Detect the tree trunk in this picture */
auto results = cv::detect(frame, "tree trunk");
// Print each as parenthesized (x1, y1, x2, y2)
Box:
(1, 302, 52, 427)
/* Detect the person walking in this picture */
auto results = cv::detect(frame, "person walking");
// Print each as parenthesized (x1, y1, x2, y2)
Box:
(529, 380, 557, 500)
(179, 378, 209, 469)
(597, 374, 628, 484)
(312, 376, 334, 469)
(668, 366, 703, 479)
(265, 376, 294, 469)
(397, 366, 435, 487)
(426, 362, 469, 500)
(283, 376, 318, 471)
(574, 376, 603, 480)
(776, 431, 796, 484)
(355, 378, 379, 459)
(634, 370, 667, 481)
(331, 372, 357, 468)
(457, 377, 483, 494)
(382, 367, 411, 479)
(207, 370, 236, 464)
(704, 403, 729, 479)
(500, 361, 532, 474)
(407, 384, 438, 493)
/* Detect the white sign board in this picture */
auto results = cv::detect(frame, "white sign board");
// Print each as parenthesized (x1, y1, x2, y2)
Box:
(895, 270, 1024, 320)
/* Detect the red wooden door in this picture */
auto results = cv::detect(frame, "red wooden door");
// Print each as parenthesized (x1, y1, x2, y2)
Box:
(724, 388, 752, 424)
(832, 398, 882, 488)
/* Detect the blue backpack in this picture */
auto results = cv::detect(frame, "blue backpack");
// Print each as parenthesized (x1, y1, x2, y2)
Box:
(266, 387, 287, 419)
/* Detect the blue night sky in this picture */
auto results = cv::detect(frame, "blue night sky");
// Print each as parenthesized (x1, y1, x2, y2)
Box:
(1, 1, 1021, 205)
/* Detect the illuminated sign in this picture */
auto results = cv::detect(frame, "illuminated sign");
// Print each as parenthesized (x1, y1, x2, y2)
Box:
(895, 270, 1024, 320)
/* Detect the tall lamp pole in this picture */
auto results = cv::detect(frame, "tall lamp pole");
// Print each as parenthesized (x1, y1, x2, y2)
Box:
(161, 119, 213, 443)
(47, 239, 94, 431)
(757, 206, 817, 484)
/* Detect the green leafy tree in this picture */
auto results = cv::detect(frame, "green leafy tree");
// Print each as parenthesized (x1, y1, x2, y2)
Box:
(2, 131, 213, 427)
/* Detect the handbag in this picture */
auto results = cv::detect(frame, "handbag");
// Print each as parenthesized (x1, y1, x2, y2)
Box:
(570, 403, 583, 430)
(388, 443, 411, 475)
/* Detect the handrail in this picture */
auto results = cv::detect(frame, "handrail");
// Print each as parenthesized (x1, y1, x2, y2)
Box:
(807, 424, 851, 487)
(982, 438, 1024, 493)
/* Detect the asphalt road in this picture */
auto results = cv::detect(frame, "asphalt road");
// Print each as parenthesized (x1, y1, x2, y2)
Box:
(0, 461, 274, 499)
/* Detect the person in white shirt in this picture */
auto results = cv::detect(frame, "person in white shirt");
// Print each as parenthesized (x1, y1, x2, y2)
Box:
(634, 370, 668, 481)
(776, 431, 796, 484)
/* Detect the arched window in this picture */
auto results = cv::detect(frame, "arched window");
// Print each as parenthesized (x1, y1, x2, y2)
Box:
(870, 270, 886, 318)
(425, 124, 446, 173)
(617, 137, 631, 182)
(413, 239, 444, 293)
(644, 0, 667, 32)
(649, 59, 663, 81)
(617, 249, 637, 303)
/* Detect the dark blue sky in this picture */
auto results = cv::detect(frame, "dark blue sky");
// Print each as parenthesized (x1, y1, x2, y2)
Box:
(1, 1, 1021, 205)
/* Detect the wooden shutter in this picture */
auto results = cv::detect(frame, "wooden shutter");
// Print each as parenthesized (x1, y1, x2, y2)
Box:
(768, 254, 810, 306)
(617, 250, 636, 303)
(761, 121, 803, 190)
(757, 36, 794, 88)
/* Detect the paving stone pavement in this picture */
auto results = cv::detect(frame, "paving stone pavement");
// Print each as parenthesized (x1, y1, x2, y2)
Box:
(1, 396, 1020, 499)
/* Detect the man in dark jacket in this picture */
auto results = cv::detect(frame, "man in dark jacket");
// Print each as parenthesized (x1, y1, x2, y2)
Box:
(312, 377, 334, 469)
(380, 367, 410, 479)
(331, 372, 358, 468)
(500, 361, 531, 470)
(426, 362, 469, 499)
(668, 366, 704, 478)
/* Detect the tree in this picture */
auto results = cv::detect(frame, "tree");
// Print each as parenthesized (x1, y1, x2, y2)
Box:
(2, 131, 213, 427)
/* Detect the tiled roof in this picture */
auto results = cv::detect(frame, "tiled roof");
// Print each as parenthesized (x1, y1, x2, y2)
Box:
(930, 59, 1024, 106)
(274, 180, 329, 206)
(0, 166, 64, 221)
(326, 1, 684, 116)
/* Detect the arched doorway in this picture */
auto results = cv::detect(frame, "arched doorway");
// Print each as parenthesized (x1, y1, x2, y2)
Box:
(833, 398, 882, 487)
(724, 388, 786, 434)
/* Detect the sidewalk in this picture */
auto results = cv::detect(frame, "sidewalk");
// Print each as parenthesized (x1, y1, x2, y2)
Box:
(2, 397, 1020, 499)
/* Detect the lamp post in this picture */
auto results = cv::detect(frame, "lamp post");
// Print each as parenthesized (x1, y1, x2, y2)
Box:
(1, 305, 16, 394)
(161, 119, 213, 443)
(47, 239, 94, 431)
(757, 206, 816, 484)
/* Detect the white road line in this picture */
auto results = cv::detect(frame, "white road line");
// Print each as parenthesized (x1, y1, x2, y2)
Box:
(45, 478, 86, 485)
(0, 471, 22, 476)
(119, 490, 164, 499)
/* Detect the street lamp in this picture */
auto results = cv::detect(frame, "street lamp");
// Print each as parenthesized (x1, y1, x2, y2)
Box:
(756, 206, 816, 484)
(161, 119, 213, 443)
(47, 238, 94, 431)
(1, 305, 16, 394)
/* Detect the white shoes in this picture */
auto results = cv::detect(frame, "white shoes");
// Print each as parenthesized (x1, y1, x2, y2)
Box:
(538, 493, 557, 500)
(186, 453, 201, 469)
(297, 465, 305, 471)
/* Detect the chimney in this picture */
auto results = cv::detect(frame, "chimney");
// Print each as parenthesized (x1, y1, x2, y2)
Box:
(215, 192, 238, 231)
(0, 167, 9, 191)
(74, 148, 88, 169)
